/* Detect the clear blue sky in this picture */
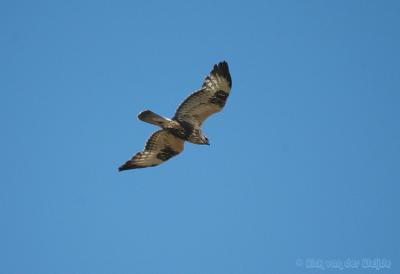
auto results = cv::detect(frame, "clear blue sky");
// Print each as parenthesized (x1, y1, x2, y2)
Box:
(1, 1, 399, 273)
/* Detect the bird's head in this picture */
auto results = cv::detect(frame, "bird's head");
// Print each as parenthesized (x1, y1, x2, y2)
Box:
(201, 136, 210, 145)
(190, 131, 210, 145)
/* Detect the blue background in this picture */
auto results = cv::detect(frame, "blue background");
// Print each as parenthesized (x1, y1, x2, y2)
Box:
(1, 1, 399, 273)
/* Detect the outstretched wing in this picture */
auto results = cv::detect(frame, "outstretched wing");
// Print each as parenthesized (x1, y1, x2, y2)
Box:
(173, 61, 232, 127)
(119, 130, 184, 171)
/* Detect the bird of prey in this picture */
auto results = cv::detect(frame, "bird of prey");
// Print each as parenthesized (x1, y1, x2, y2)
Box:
(119, 61, 232, 171)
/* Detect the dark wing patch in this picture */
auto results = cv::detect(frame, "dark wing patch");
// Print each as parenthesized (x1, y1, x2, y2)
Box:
(173, 61, 232, 127)
(209, 90, 229, 108)
(157, 146, 180, 161)
(118, 130, 184, 171)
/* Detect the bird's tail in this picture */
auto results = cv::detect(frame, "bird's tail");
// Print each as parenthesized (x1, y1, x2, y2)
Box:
(138, 110, 171, 127)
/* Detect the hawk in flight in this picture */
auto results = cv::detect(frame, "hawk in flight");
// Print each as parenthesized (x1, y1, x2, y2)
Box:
(119, 61, 232, 171)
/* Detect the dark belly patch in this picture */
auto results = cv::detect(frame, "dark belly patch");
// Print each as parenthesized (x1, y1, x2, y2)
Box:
(177, 120, 194, 138)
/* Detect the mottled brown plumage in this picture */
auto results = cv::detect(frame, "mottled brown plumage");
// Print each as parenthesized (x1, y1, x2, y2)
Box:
(119, 61, 232, 171)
